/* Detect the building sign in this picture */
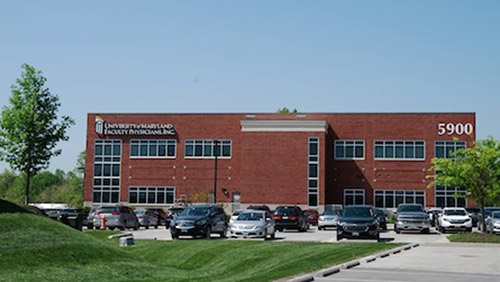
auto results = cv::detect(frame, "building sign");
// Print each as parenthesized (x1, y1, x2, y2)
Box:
(437, 122, 473, 136)
(95, 116, 176, 136)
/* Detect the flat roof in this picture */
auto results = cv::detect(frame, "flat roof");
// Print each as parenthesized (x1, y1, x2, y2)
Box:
(88, 112, 475, 115)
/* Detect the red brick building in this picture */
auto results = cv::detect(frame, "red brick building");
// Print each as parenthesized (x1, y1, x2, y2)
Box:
(84, 113, 475, 210)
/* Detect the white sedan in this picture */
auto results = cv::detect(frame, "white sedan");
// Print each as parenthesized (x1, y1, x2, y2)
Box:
(229, 210, 275, 239)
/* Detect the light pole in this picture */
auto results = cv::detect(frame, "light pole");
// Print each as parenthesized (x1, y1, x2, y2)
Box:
(213, 140, 219, 204)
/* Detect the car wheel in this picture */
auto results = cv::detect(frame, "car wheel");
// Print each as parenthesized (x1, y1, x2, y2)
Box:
(109, 226, 115, 230)
(466, 227, 472, 232)
(394, 227, 400, 234)
(145, 225, 149, 229)
(441, 227, 446, 234)
(263, 230, 268, 240)
(318, 226, 322, 231)
(422, 228, 430, 234)
(171, 233, 178, 240)
(205, 226, 211, 239)
(220, 226, 227, 238)
(87, 224, 93, 229)
(134, 221, 139, 230)
(120, 221, 126, 231)
(155, 224, 159, 229)
(336, 234, 342, 241)
(375, 233, 380, 241)
(270, 231, 275, 239)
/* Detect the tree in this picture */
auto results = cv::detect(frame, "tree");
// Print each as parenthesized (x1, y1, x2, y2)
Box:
(0, 64, 74, 205)
(277, 107, 298, 114)
(428, 137, 500, 231)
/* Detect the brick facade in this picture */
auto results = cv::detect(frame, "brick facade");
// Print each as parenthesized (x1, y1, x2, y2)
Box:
(84, 113, 476, 210)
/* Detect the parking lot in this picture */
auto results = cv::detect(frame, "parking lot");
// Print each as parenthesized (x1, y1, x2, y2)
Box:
(107, 224, 456, 244)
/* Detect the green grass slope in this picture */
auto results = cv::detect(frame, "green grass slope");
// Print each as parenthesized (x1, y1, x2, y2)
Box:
(0, 200, 399, 281)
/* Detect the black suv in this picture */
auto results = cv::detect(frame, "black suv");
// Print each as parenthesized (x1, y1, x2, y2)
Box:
(273, 206, 309, 232)
(170, 205, 227, 239)
(337, 205, 380, 240)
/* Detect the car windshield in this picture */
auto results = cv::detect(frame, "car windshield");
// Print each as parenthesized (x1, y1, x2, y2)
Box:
(444, 209, 467, 216)
(397, 205, 424, 213)
(492, 212, 500, 219)
(181, 207, 210, 216)
(343, 207, 372, 218)
(275, 208, 298, 216)
(98, 207, 116, 213)
(485, 208, 500, 216)
(237, 212, 264, 221)
(321, 211, 337, 216)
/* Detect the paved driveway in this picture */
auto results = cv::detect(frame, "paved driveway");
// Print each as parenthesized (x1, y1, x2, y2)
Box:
(116, 224, 452, 243)
(317, 243, 500, 282)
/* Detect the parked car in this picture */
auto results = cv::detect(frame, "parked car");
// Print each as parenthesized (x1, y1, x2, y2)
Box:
(229, 210, 243, 226)
(437, 207, 472, 233)
(427, 208, 442, 227)
(247, 205, 272, 214)
(135, 209, 159, 229)
(165, 207, 185, 229)
(229, 210, 275, 239)
(273, 206, 309, 232)
(374, 208, 387, 230)
(92, 205, 139, 230)
(318, 210, 340, 230)
(485, 211, 500, 234)
(170, 205, 227, 239)
(465, 208, 480, 227)
(87, 206, 99, 229)
(336, 205, 379, 240)
(52, 208, 84, 231)
(304, 209, 319, 226)
(146, 208, 168, 225)
(394, 204, 430, 234)
(478, 207, 500, 232)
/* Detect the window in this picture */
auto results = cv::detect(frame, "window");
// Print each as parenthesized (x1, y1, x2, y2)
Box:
(129, 187, 175, 205)
(130, 139, 176, 158)
(435, 141, 466, 159)
(435, 185, 466, 208)
(184, 140, 232, 158)
(308, 137, 319, 207)
(334, 140, 365, 160)
(344, 189, 365, 206)
(374, 190, 425, 208)
(93, 140, 121, 204)
(374, 141, 425, 160)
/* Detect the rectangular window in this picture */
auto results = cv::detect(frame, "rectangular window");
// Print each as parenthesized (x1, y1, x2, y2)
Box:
(308, 137, 319, 207)
(434, 141, 466, 159)
(334, 140, 365, 160)
(128, 187, 175, 205)
(93, 140, 121, 204)
(374, 140, 425, 160)
(435, 185, 467, 208)
(184, 139, 232, 158)
(344, 189, 365, 206)
(130, 139, 176, 158)
(374, 190, 426, 208)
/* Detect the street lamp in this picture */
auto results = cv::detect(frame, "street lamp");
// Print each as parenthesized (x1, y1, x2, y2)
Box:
(213, 140, 220, 204)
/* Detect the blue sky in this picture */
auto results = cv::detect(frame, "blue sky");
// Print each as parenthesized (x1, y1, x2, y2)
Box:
(1, 1, 499, 172)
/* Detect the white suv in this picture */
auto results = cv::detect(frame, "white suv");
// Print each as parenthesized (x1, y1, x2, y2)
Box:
(437, 207, 472, 233)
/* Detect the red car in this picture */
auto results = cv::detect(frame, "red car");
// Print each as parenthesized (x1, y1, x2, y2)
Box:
(305, 209, 319, 226)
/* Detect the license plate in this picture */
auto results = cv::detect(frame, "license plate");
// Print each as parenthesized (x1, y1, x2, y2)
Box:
(352, 232, 359, 236)
(243, 232, 248, 235)
(283, 216, 288, 219)
(181, 228, 189, 233)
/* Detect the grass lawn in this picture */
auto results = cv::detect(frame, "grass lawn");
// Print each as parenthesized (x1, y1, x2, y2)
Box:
(447, 232, 500, 243)
(1, 211, 400, 282)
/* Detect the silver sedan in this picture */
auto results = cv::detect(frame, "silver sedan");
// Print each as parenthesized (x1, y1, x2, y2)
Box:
(229, 210, 275, 239)
(486, 211, 500, 234)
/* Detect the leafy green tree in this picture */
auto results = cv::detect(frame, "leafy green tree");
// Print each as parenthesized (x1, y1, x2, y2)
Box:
(428, 138, 500, 231)
(0, 64, 74, 204)
(277, 107, 298, 114)
(0, 170, 16, 199)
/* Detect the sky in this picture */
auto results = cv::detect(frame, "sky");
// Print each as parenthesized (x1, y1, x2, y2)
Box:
(0, 1, 499, 172)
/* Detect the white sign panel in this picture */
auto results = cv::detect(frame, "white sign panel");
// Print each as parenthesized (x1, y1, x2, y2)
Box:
(95, 116, 176, 136)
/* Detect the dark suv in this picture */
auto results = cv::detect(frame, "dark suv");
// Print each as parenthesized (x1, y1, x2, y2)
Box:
(170, 205, 227, 239)
(273, 206, 309, 232)
(337, 205, 379, 240)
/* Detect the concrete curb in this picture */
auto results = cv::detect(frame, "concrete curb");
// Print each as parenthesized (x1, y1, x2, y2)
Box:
(282, 243, 417, 281)
(108, 233, 133, 239)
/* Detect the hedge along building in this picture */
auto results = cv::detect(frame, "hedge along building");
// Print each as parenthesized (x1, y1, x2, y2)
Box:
(84, 112, 476, 211)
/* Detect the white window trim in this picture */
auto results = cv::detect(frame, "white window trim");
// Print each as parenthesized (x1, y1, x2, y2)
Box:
(130, 139, 176, 159)
(184, 139, 232, 159)
(308, 137, 319, 207)
(128, 186, 176, 205)
(373, 190, 426, 208)
(334, 140, 366, 160)
(344, 188, 365, 206)
(373, 140, 426, 161)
